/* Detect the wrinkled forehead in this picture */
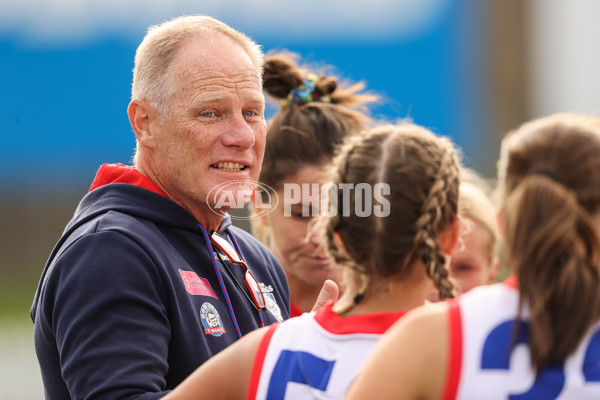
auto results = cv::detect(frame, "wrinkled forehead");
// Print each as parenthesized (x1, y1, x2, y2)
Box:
(171, 36, 263, 96)
(177, 67, 263, 92)
(175, 34, 260, 75)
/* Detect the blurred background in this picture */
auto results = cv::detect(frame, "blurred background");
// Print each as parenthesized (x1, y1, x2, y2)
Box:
(1, 0, 600, 398)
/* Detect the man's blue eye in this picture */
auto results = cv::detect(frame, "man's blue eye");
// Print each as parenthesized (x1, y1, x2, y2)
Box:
(202, 112, 214, 117)
(243, 111, 255, 117)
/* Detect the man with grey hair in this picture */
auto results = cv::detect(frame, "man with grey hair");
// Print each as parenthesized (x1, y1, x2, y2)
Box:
(30, 15, 322, 399)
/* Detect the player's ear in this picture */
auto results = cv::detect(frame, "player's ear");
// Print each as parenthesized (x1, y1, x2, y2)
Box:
(439, 217, 460, 255)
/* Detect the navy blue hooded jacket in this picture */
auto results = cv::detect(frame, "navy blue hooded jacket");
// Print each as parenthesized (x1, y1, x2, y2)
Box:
(30, 164, 290, 399)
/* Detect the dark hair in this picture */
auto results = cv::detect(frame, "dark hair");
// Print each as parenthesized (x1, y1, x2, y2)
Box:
(258, 52, 378, 194)
(497, 113, 600, 373)
(326, 123, 460, 307)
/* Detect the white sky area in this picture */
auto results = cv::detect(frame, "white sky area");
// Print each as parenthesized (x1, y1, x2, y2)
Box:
(528, 0, 600, 117)
(0, 0, 449, 45)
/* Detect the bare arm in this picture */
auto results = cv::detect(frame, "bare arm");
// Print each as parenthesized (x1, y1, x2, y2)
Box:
(162, 279, 336, 399)
(345, 303, 450, 400)
(162, 327, 268, 400)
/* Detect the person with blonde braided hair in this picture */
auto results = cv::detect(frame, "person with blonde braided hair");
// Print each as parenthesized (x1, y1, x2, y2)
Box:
(251, 52, 378, 317)
(346, 113, 600, 400)
(427, 169, 501, 302)
(163, 122, 462, 399)
(448, 173, 500, 295)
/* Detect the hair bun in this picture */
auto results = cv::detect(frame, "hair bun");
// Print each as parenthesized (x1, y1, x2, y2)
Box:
(316, 76, 337, 96)
(263, 56, 303, 100)
(263, 51, 378, 111)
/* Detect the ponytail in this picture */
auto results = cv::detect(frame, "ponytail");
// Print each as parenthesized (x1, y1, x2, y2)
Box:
(503, 174, 600, 372)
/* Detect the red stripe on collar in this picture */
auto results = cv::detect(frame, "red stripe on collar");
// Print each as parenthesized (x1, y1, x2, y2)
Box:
(313, 302, 409, 335)
(89, 163, 168, 198)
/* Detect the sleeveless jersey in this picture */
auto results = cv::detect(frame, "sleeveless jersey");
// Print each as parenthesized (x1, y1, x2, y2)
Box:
(444, 278, 600, 400)
(247, 303, 408, 399)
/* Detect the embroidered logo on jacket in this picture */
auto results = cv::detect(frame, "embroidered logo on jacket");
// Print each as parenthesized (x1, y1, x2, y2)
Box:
(178, 269, 217, 297)
(264, 293, 284, 322)
(200, 302, 226, 336)
(258, 282, 283, 321)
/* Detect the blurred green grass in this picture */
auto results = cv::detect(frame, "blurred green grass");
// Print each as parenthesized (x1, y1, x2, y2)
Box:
(0, 194, 79, 322)
(0, 261, 43, 322)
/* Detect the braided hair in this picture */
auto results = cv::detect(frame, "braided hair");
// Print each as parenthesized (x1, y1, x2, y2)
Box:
(326, 123, 460, 313)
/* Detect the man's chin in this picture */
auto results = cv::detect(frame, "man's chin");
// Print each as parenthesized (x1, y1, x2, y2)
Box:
(205, 182, 255, 215)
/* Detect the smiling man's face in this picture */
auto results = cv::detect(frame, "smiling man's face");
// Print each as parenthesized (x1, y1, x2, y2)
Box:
(146, 34, 266, 228)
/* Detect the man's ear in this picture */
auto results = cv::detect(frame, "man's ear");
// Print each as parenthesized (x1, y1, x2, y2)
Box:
(439, 217, 460, 255)
(128, 99, 157, 150)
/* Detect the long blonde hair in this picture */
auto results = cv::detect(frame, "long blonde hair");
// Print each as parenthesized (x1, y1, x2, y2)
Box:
(459, 174, 499, 264)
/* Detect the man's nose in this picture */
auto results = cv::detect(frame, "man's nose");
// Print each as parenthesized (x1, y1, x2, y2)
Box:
(221, 113, 256, 149)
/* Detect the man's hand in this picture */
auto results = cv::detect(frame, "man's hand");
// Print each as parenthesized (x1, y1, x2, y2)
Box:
(311, 279, 339, 312)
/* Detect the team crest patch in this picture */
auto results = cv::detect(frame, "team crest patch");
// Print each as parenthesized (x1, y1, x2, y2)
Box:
(200, 302, 226, 336)
(263, 293, 284, 322)
(178, 269, 217, 297)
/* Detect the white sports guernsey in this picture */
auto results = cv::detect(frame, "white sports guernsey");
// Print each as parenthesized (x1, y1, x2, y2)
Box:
(247, 302, 408, 400)
(442, 276, 600, 400)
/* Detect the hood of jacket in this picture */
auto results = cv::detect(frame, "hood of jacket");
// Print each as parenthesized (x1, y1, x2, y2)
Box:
(31, 163, 233, 320)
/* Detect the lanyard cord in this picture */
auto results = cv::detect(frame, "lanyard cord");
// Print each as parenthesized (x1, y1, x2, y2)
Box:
(199, 224, 265, 339)
(225, 230, 265, 328)
(199, 224, 242, 339)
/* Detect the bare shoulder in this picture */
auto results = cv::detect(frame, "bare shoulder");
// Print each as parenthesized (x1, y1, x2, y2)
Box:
(346, 302, 450, 400)
(379, 301, 449, 375)
(162, 326, 271, 400)
(388, 301, 449, 337)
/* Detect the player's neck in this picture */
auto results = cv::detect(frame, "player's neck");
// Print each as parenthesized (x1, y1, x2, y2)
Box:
(335, 262, 431, 317)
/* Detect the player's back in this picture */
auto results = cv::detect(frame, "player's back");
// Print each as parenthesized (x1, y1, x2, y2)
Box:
(451, 280, 600, 399)
(248, 303, 408, 399)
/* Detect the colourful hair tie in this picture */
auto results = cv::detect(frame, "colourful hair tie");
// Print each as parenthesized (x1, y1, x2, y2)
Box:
(282, 73, 331, 108)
